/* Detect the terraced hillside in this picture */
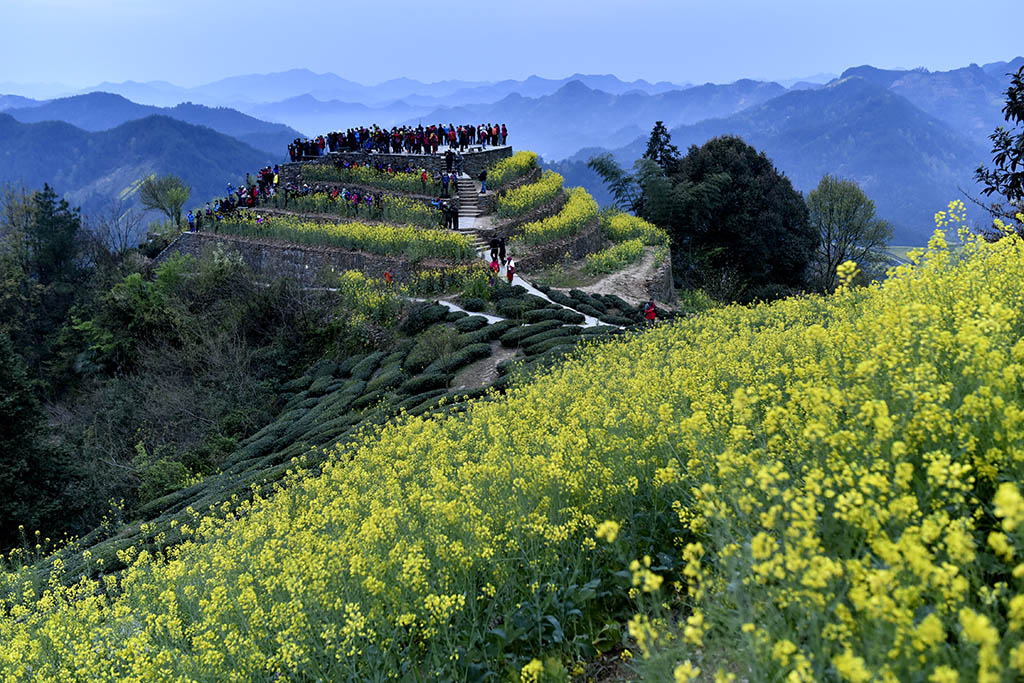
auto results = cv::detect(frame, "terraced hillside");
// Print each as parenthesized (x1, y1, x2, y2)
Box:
(25, 148, 690, 580)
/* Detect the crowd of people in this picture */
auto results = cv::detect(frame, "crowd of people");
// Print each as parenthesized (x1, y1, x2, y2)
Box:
(184, 175, 463, 232)
(288, 122, 509, 160)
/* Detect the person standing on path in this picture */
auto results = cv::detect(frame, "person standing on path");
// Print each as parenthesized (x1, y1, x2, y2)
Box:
(505, 256, 516, 284)
(489, 258, 500, 286)
(489, 237, 500, 263)
(498, 237, 507, 265)
(478, 169, 487, 194)
(644, 299, 657, 324)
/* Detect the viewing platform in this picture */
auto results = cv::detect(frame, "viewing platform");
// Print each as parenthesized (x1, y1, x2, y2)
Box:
(278, 145, 513, 187)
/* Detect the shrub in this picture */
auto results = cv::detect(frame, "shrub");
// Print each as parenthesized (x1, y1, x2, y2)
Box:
(494, 300, 530, 319)
(422, 343, 492, 374)
(462, 320, 516, 345)
(397, 373, 452, 395)
(458, 296, 487, 312)
(404, 324, 462, 372)
(401, 302, 450, 335)
(454, 316, 489, 333)
(499, 320, 562, 346)
(546, 290, 576, 308)
(366, 366, 406, 393)
(519, 327, 582, 351)
(349, 389, 389, 412)
(445, 310, 468, 322)
(349, 350, 387, 381)
(522, 309, 562, 324)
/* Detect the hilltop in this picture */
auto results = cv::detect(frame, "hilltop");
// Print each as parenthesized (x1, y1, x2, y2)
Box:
(0, 113, 275, 216)
(4, 91, 300, 155)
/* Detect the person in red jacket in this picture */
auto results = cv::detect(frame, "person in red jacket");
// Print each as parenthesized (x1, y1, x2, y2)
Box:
(644, 299, 657, 324)
(501, 124, 508, 145)
(489, 258, 500, 286)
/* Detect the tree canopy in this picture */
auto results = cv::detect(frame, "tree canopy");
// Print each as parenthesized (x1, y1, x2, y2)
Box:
(590, 127, 817, 300)
(643, 120, 680, 174)
(0, 332, 65, 545)
(139, 174, 191, 226)
(806, 175, 893, 292)
(975, 65, 1024, 223)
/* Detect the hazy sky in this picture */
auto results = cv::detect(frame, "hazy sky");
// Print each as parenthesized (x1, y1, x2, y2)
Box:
(0, 0, 1018, 89)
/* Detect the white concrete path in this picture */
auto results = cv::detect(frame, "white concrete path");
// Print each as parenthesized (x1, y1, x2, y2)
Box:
(408, 297, 506, 325)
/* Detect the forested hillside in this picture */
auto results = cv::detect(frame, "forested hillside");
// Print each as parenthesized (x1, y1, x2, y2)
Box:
(0, 114, 274, 215)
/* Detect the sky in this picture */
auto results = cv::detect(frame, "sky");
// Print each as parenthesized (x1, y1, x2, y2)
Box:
(0, 0, 1018, 91)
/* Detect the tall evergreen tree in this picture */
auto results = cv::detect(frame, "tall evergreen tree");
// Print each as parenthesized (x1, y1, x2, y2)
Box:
(643, 121, 680, 174)
(27, 184, 82, 287)
(0, 332, 64, 547)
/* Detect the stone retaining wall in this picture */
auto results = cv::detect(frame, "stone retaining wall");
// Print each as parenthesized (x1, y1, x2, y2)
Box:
(153, 232, 456, 286)
(646, 249, 675, 302)
(491, 192, 568, 236)
(511, 219, 603, 273)
(280, 146, 513, 187)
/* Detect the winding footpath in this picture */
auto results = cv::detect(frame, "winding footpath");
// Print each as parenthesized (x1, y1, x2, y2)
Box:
(449, 176, 605, 328)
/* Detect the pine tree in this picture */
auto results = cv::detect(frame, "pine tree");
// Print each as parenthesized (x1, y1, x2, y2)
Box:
(0, 332, 64, 547)
(642, 121, 680, 174)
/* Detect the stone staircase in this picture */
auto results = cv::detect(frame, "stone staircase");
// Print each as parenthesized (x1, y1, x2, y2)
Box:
(455, 175, 488, 256)
(457, 175, 480, 220)
(455, 225, 488, 257)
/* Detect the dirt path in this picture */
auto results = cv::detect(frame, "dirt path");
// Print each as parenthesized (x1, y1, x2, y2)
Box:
(451, 342, 519, 391)
(574, 248, 665, 307)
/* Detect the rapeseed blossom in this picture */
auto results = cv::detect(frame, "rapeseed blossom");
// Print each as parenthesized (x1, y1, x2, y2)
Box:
(217, 213, 475, 261)
(497, 170, 564, 218)
(2, 206, 1024, 679)
(517, 187, 599, 245)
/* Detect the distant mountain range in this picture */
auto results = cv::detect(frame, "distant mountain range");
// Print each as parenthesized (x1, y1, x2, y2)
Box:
(404, 79, 788, 160)
(2, 92, 300, 156)
(555, 76, 1000, 244)
(0, 114, 275, 217)
(0, 58, 1021, 244)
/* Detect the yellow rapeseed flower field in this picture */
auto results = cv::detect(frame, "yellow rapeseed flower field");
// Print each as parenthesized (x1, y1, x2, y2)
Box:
(488, 151, 539, 190)
(497, 171, 564, 218)
(3, 206, 1024, 681)
(216, 214, 475, 262)
(584, 238, 645, 274)
(603, 212, 670, 246)
(517, 187, 599, 245)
